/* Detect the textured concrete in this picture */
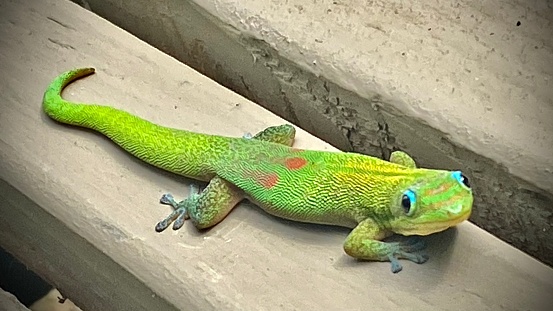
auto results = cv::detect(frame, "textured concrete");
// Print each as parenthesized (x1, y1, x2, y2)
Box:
(72, 0, 553, 267)
(0, 289, 29, 311)
(1, 0, 553, 310)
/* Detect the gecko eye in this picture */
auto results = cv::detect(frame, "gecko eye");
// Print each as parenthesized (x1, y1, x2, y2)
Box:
(401, 190, 416, 216)
(452, 171, 471, 189)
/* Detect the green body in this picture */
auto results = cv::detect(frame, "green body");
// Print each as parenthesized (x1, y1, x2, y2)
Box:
(43, 68, 474, 273)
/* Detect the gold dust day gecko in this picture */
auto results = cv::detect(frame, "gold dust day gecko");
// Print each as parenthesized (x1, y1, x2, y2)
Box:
(43, 68, 473, 273)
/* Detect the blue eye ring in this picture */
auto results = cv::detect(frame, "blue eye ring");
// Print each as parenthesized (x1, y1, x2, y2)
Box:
(401, 190, 416, 216)
(452, 171, 471, 189)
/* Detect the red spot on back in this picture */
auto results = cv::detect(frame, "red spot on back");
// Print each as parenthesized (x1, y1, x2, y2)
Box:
(255, 172, 279, 189)
(284, 157, 308, 170)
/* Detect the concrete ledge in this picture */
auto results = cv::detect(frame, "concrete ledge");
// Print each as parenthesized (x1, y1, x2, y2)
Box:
(1, 0, 552, 310)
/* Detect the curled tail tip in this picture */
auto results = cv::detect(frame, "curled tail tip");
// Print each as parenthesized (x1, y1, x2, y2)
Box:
(43, 67, 96, 116)
(44, 67, 96, 97)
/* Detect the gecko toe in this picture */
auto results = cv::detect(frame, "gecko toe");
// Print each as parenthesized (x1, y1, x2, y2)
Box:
(160, 193, 178, 207)
(155, 217, 172, 232)
(398, 250, 429, 264)
(156, 206, 189, 232)
(387, 254, 403, 273)
(172, 210, 187, 230)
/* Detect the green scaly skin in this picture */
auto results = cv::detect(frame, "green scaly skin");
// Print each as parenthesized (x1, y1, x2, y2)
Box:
(43, 68, 474, 273)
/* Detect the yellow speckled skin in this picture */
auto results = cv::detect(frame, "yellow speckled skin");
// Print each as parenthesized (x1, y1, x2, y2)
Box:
(43, 68, 474, 273)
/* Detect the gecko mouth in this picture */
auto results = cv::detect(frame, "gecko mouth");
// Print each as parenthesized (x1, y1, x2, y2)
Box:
(396, 210, 472, 236)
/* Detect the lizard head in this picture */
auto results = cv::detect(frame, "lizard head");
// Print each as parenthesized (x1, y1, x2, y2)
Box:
(387, 170, 473, 236)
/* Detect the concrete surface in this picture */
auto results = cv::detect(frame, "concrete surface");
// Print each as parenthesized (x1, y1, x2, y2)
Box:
(71, 0, 553, 267)
(1, 0, 553, 310)
(0, 288, 29, 311)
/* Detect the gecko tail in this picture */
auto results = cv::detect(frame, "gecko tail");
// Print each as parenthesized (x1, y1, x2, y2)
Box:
(42, 67, 217, 177)
(43, 67, 96, 124)
(42, 67, 158, 138)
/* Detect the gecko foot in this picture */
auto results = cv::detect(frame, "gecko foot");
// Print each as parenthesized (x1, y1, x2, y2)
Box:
(155, 185, 201, 232)
(388, 255, 404, 274)
(387, 249, 429, 273)
(386, 237, 429, 273)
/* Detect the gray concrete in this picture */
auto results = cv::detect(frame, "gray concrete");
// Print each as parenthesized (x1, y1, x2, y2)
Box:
(71, 0, 553, 266)
(0, 289, 29, 311)
(1, 0, 553, 310)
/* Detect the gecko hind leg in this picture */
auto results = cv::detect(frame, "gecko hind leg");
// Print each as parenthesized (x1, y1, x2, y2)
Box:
(155, 124, 296, 232)
(155, 184, 201, 232)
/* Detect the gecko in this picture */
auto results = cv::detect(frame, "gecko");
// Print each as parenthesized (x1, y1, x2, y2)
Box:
(42, 67, 473, 273)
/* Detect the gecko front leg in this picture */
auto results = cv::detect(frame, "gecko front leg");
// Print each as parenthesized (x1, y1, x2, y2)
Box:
(343, 218, 428, 273)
